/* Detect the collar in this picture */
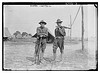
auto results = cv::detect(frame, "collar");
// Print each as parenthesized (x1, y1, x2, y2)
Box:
(40, 26, 45, 29)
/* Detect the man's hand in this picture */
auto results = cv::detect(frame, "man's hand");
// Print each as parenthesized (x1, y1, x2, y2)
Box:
(40, 35, 44, 37)
(56, 26, 61, 30)
(40, 34, 46, 37)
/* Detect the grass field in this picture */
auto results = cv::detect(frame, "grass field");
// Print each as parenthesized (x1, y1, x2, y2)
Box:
(3, 39, 97, 70)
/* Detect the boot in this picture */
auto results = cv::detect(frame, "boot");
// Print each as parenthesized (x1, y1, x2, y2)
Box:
(60, 53, 63, 61)
(37, 56, 40, 65)
(35, 53, 40, 65)
(40, 52, 44, 61)
(53, 53, 56, 61)
(34, 53, 37, 64)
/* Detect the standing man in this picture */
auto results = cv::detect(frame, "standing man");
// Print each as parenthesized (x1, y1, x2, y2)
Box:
(53, 19, 66, 61)
(35, 20, 48, 64)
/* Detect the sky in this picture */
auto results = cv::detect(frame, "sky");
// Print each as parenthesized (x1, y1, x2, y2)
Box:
(4, 5, 97, 38)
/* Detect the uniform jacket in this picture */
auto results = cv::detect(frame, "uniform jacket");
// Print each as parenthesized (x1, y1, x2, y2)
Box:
(37, 26, 48, 38)
(55, 26, 66, 37)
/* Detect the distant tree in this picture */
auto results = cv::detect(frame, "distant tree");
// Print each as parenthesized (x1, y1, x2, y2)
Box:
(22, 32, 28, 37)
(13, 32, 17, 38)
(16, 31, 21, 34)
(29, 34, 32, 36)
(13, 31, 21, 38)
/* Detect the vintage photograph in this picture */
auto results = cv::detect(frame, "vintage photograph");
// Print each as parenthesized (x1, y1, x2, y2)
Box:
(2, 2, 98, 71)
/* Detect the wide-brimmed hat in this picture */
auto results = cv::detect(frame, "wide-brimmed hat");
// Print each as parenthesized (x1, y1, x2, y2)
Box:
(56, 19, 63, 23)
(39, 20, 47, 25)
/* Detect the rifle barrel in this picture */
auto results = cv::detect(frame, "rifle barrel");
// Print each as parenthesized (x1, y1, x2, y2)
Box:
(62, 26, 71, 29)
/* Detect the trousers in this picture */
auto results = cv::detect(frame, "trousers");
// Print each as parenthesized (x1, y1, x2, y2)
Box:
(53, 37, 64, 54)
(35, 39, 46, 56)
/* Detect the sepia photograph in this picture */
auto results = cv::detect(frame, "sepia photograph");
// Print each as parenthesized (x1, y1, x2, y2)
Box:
(2, 2, 98, 71)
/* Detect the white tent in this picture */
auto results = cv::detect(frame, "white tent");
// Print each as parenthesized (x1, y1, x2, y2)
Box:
(4, 27, 11, 37)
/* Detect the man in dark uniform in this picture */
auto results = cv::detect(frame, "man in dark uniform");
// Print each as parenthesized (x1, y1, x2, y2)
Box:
(53, 19, 66, 61)
(35, 20, 48, 64)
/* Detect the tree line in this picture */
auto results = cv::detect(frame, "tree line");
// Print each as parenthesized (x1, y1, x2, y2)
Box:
(13, 31, 32, 38)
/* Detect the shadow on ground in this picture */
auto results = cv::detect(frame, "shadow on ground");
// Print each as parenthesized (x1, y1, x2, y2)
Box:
(26, 57, 35, 62)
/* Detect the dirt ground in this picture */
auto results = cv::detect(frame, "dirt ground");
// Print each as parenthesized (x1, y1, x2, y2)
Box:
(3, 40, 97, 70)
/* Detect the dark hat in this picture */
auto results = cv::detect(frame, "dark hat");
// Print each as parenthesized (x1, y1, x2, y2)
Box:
(39, 20, 47, 25)
(56, 19, 63, 23)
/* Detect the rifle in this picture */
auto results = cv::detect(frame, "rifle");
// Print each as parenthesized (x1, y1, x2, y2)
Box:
(56, 26, 71, 29)
(62, 26, 71, 29)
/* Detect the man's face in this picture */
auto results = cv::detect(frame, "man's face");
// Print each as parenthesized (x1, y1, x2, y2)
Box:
(57, 22, 62, 26)
(40, 23, 45, 27)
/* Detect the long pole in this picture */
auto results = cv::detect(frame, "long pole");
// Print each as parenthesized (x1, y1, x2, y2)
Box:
(81, 6, 84, 50)
(69, 6, 80, 40)
(70, 15, 72, 40)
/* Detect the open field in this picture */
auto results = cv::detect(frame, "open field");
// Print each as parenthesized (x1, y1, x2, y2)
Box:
(3, 39, 97, 70)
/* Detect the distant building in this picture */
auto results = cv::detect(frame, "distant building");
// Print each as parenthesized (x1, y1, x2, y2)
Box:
(4, 27, 11, 37)
(3, 27, 12, 41)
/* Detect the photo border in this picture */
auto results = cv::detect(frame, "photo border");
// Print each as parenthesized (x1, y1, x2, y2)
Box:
(2, 2, 98, 71)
